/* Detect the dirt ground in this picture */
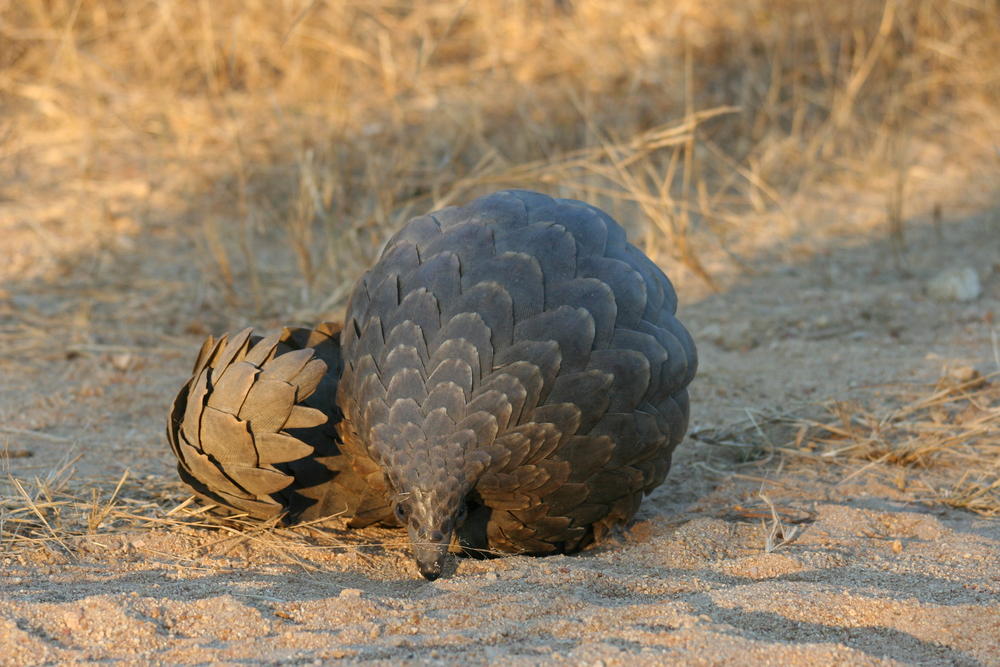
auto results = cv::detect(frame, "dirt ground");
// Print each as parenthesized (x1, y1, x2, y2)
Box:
(2, 3, 999, 665)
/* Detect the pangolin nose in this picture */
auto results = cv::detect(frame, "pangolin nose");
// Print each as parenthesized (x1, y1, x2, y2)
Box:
(429, 530, 444, 542)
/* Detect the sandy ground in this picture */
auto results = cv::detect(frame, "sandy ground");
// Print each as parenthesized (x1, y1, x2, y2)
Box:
(1, 167, 999, 664)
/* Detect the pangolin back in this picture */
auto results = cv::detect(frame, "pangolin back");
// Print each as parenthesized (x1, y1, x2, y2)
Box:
(336, 190, 696, 573)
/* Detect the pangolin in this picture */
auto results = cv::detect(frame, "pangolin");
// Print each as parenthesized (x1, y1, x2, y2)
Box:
(167, 189, 697, 580)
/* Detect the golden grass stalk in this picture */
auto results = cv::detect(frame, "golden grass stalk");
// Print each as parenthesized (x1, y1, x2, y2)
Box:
(788, 371, 1000, 515)
(3, 0, 995, 306)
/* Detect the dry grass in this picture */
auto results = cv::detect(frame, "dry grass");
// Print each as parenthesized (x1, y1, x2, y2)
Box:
(786, 369, 1000, 515)
(2, 1, 997, 307)
(1, 1, 999, 561)
(0, 459, 391, 565)
(0, 464, 511, 567)
(694, 367, 1000, 516)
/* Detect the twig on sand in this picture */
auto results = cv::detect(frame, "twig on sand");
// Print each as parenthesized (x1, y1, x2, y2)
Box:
(759, 491, 803, 553)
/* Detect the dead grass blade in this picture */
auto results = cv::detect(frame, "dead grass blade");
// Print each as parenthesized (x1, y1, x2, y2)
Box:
(787, 369, 1000, 515)
(8, 475, 76, 560)
(758, 492, 804, 553)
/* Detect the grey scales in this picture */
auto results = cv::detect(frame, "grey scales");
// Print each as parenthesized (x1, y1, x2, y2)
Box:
(166, 189, 697, 580)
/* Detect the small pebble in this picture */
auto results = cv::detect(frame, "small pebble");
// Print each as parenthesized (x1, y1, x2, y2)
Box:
(948, 365, 980, 383)
(110, 353, 133, 371)
(926, 266, 981, 302)
(339, 588, 363, 599)
(700, 321, 758, 351)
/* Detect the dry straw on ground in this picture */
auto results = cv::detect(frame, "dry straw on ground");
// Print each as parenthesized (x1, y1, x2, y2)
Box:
(790, 369, 1000, 516)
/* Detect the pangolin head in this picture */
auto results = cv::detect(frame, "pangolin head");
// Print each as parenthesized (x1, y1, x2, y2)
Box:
(375, 427, 489, 580)
(391, 483, 469, 581)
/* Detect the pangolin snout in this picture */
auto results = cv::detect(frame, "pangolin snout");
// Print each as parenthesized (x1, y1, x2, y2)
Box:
(417, 558, 443, 581)
(410, 530, 451, 581)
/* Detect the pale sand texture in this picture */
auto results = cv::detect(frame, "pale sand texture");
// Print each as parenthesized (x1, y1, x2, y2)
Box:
(1, 467, 997, 665)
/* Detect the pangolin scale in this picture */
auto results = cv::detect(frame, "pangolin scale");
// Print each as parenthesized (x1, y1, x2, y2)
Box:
(167, 189, 697, 579)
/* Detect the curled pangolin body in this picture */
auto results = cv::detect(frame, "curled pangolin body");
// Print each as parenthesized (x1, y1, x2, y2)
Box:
(167, 190, 697, 579)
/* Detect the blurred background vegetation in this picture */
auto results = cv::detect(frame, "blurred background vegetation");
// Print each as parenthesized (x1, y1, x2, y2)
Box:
(1, 0, 997, 324)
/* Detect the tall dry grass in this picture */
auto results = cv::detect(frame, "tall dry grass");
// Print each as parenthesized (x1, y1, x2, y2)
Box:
(2, 0, 997, 312)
